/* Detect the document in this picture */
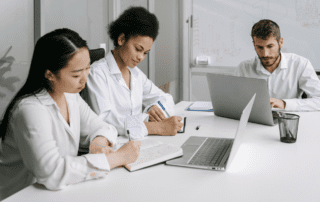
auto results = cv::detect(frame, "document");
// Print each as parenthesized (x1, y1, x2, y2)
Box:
(118, 139, 183, 172)
(187, 102, 213, 111)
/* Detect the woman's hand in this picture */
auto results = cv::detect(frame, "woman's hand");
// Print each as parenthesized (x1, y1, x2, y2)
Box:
(117, 141, 141, 165)
(147, 105, 166, 122)
(89, 136, 114, 154)
(158, 116, 183, 136)
(105, 141, 141, 169)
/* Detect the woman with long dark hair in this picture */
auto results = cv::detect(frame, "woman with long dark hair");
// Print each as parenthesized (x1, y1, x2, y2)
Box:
(0, 28, 140, 200)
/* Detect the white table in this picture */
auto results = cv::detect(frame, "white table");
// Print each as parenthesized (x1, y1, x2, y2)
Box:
(4, 101, 320, 202)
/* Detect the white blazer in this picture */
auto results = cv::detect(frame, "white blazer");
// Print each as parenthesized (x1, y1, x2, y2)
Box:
(0, 89, 118, 200)
(83, 50, 175, 139)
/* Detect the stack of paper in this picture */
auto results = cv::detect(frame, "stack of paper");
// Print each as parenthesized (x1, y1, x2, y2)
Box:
(187, 102, 213, 111)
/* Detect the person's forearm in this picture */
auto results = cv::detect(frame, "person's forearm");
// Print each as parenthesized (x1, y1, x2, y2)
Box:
(144, 122, 162, 135)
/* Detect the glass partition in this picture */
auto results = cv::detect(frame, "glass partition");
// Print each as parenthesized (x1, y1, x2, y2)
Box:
(0, 0, 34, 118)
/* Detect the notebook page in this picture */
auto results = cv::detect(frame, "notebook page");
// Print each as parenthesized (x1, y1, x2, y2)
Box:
(114, 138, 161, 151)
(125, 144, 183, 171)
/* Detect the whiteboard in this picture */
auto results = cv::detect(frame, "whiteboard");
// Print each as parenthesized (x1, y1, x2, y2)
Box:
(193, 0, 320, 70)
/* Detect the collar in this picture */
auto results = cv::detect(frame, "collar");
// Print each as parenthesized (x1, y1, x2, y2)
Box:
(256, 51, 287, 74)
(106, 50, 121, 75)
(35, 89, 74, 108)
(35, 89, 56, 106)
(106, 50, 139, 78)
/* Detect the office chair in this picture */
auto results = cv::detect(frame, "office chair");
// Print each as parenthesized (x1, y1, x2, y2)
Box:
(79, 48, 105, 99)
(302, 92, 307, 99)
(78, 48, 105, 156)
(89, 48, 105, 64)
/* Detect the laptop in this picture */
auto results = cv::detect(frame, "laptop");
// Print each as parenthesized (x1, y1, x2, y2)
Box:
(166, 94, 256, 171)
(206, 73, 278, 126)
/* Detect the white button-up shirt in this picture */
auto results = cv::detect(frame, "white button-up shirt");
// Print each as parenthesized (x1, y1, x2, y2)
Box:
(0, 90, 117, 200)
(82, 51, 175, 139)
(234, 52, 320, 111)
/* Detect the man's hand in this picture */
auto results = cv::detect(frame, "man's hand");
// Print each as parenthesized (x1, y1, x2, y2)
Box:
(270, 98, 286, 109)
(147, 105, 166, 122)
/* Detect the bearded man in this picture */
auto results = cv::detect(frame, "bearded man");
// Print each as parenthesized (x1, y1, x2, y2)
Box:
(234, 19, 320, 111)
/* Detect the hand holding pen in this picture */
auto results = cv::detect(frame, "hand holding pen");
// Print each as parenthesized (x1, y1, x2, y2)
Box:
(158, 101, 171, 118)
(147, 104, 167, 122)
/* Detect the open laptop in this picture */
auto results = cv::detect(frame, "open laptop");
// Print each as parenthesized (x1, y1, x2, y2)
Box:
(166, 94, 256, 171)
(206, 73, 278, 126)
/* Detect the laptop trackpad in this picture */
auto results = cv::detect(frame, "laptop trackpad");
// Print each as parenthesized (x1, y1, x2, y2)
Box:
(182, 145, 200, 158)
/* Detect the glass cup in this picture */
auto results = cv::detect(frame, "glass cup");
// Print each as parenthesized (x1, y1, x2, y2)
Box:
(277, 113, 300, 143)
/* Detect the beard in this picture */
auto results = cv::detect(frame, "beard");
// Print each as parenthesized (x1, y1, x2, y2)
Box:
(259, 48, 281, 68)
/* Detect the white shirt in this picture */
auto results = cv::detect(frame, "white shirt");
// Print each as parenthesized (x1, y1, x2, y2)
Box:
(0, 90, 118, 200)
(234, 52, 320, 111)
(83, 50, 175, 139)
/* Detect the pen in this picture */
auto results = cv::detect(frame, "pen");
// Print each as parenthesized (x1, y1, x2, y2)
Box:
(196, 125, 201, 130)
(158, 101, 171, 118)
(127, 130, 131, 141)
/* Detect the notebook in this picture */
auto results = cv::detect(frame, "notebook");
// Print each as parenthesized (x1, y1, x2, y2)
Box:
(166, 94, 255, 171)
(115, 138, 183, 172)
(187, 102, 213, 112)
(206, 73, 278, 126)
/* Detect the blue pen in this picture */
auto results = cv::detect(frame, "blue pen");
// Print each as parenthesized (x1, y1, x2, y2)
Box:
(158, 101, 171, 118)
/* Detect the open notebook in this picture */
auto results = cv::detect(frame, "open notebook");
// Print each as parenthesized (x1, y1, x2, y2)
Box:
(115, 138, 183, 172)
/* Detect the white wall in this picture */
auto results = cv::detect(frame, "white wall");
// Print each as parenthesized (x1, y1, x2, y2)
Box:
(43, 0, 109, 49)
(0, 0, 34, 118)
(154, 0, 180, 103)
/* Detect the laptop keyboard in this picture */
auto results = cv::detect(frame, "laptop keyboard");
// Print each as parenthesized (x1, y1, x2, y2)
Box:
(188, 138, 233, 167)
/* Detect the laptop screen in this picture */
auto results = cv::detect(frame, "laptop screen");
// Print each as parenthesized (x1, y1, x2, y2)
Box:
(226, 94, 256, 170)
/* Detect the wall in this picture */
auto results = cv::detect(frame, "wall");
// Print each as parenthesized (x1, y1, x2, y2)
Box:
(154, 0, 180, 103)
(0, 0, 34, 118)
(43, 0, 109, 49)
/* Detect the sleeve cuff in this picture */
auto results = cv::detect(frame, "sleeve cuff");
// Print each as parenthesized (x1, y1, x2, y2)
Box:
(143, 104, 154, 113)
(283, 99, 298, 110)
(143, 102, 174, 118)
(89, 125, 118, 147)
(125, 114, 149, 140)
(83, 153, 110, 171)
(142, 113, 149, 122)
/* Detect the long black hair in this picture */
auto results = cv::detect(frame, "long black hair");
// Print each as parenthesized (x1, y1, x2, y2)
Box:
(108, 6, 159, 47)
(0, 28, 88, 141)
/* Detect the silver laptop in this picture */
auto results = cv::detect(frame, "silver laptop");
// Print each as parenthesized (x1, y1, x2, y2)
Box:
(206, 73, 278, 126)
(166, 94, 256, 171)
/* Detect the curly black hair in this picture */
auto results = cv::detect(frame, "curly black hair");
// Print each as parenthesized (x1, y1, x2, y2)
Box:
(108, 6, 159, 47)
